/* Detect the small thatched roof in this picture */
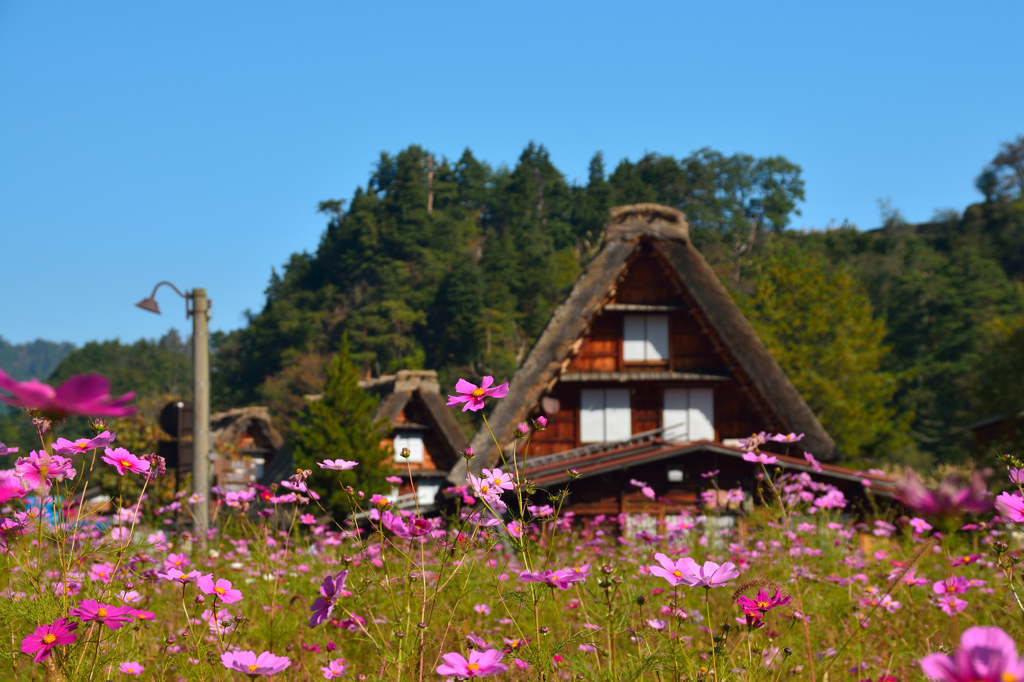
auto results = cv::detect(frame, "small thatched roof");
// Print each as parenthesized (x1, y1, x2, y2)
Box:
(211, 406, 284, 453)
(361, 370, 469, 457)
(448, 203, 836, 485)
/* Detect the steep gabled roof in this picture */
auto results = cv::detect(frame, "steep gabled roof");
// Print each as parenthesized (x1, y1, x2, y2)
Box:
(448, 204, 835, 484)
(360, 370, 469, 458)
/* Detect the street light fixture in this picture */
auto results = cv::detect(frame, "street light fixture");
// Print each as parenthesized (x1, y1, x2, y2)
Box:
(135, 281, 212, 538)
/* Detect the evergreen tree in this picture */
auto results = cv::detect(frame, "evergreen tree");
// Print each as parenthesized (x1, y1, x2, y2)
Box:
(290, 338, 390, 517)
(737, 245, 916, 465)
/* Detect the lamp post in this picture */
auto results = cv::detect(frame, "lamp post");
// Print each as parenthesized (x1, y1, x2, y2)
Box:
(135, 282, 211, 538)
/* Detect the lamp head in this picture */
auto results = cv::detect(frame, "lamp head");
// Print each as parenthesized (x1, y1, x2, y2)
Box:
(135, 297, 161, 314)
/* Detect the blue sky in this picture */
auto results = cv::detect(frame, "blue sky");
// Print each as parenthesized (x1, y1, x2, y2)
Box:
(2, 1, 1022, 348)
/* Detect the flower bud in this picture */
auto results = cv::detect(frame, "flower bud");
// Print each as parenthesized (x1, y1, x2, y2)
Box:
(193, 594, 205, 605)
(635, 595, 646, 606)
(567, 468, 581, 479)
(462, 446, 475, 461)
(326, 641, 336, 651)
(533, 415, 548, 430)
(400, 447, 411, 459)
(514, 423, 529, 438)
(539, 626, 549, 635)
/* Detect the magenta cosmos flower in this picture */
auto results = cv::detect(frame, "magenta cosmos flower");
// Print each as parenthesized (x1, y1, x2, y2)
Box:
(15, 451, 76, 491)
(101, 447, 152, 476)
(381, 511, 433, 539)
(446, 376, 509, 412)
(198, 575, 244, 604)
(221, 650, 291, 677)
(20, 617, 78, 662)
(0, 370, 135, 418)
(736, 588, 791, 617)
(896, 470, 993, 518)
(650, 553, 699, 587)
(920, 626, 1024, 682)
(68, 599, 135, 629)
(0, 443, 19, 456)
(309, 570, 349, 628)
(436, 649, 508, 678)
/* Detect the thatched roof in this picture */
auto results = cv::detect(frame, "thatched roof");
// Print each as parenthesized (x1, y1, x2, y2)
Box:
(360, 370, 469, 457)
(211, 406, 284, 453)
(448, 203, 836, 484)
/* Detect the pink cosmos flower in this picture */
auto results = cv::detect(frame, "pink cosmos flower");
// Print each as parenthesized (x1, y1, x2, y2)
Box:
(385, 476, 403, 484)
(771, 432, 804, 443)
(20, 617, 78, 662)
(309, 570, 349, 628)
(700, 470, 720, 479)
(909, 517, 934, 534)
(446, 376, 510, 412)
(221, 650, 291, 677)
(68, 599, 135, 629)
(932, 577, 971, 595)
(649, 553, 699, 587)
(0, 442, 18, 456)
(896, 470, 993, 518)
(481, 468, 514, 493)
(318, 459, 358, 471)
(803, 451, 823, 473)
(0, 370, 136, 418)
(506, 520, 524, 538)
(996, 492, 1024, 523)
(53, 431, 116, 456)
(119, 661, 144, 675)
(920, 626, 1024, 682)
(197, 575, 243, 604)
(1011, 468, 1024, 485)
(164, 552, 190, 571)
(321, 658, 348, 679)
(15, 451, 76, 492)
(101, 448, 151, 476)
(436, 649, 508, 678)
(936, 594, 969, 615)
(743, 452, 778, 465)
(160, 568, 201, 584)
(687, 561, 741, 588)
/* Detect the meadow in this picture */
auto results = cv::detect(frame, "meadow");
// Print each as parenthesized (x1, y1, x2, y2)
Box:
(0, 369, 1021, 682)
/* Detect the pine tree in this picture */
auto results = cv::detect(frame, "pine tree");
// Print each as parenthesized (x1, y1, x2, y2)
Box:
(290, 338, 390, 517)
(736, 245, 916, 465)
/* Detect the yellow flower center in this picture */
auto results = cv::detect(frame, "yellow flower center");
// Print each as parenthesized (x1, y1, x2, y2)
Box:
(120, 460, 131, 468)
(672, 571, 683, 577)
(38, 466, 48, 476)
(76, 443, 87, 450)
(1002, 673, 1016, 682)
(467, 663, 480, 671)
(574, 567, 583, 573)
(215, 586, 226, 595)
(42, 634, 56, 644)
(248, 664, 259, 672)
(480, 484, 489, 494)
(757, 601, 769, 608)
(98, 608, 107, 617)
(471, 388, 486, 397)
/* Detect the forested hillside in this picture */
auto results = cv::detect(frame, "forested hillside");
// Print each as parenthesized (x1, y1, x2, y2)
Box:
(18, 138, 1024, 468)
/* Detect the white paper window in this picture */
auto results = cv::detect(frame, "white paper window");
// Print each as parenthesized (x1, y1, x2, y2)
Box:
(416, 482, 441, 505)
(580, 388, 632, 443)
(662, 388, 715, 442)
(394, 432, 425, 462)
(623, 314, 669, 361)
